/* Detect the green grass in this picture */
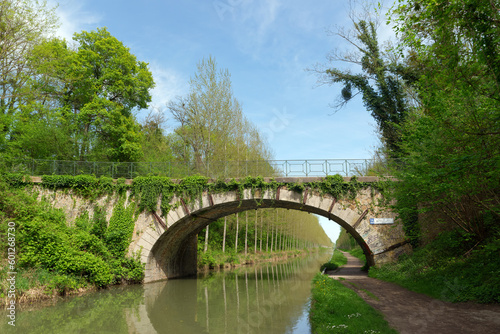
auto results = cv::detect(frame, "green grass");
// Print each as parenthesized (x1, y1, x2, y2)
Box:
(339, 246, 369, 271)
(369, 231, 500, 304)
(320, 249, 347, 272)
(309, 273, 397, 334)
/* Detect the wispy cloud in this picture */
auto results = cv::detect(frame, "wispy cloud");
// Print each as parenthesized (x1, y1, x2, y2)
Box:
(221, 0, 283, 58)
(148, 63, 188, 108)
(49, 0, 101, 41)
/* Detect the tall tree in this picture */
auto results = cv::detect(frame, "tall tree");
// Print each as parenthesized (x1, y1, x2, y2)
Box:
(316, 5, 414, 157)
(168, 56, 272, 177)
(390, 0, 500, 242)
(27, 28, 155, 161)
(0, 0, 58, 153)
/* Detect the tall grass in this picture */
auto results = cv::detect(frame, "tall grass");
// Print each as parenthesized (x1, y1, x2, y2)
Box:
(369, 230, 500, 303)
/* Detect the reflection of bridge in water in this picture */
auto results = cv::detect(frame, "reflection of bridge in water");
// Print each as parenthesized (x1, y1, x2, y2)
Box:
(0, 255, 330, 333)
(127, 254, 331, 334)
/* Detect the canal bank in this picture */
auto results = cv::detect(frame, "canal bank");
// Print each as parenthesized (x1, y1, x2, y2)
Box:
(321, 251, 500, 334)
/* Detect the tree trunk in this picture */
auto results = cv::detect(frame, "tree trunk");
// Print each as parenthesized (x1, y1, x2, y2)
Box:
(204, 225, 209, 252)
(245, 211, 248, 257)
(235, 213, 239, 253)
(222, 216, 227, 253)
(254, 210, 258, 253)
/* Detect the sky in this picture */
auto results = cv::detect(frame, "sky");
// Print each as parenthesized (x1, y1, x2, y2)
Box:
(49, 0, 393, 244)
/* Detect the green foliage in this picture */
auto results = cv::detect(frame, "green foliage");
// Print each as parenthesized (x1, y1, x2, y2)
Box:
(324, 19, 411, 157)
(167, 56, 273, 177)
(105, 198, 136, 258)
(40, 174, 128, 199)
(370, 230, 500, 303)
(0, 0, 59, 153)
(310, 273, 398, 334)
(131, 176, 176, 213)
(90, 205, 108, 240)
(2, 19, 154, 162)
(388, 0, 500, 243)
(0, 173, 30, 188)
(0, 180, 144, 297)
(320, 249, 347, 272)
(336, 227, 358, 250)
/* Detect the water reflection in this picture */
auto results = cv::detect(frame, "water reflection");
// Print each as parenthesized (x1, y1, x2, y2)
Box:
(2, 252, 330, 334)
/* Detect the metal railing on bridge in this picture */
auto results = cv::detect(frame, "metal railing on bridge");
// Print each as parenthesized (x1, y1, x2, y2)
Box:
(1, 158, 393, 179)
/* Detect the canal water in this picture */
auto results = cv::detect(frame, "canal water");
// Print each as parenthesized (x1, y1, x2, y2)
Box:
(2, 251, 330, 334)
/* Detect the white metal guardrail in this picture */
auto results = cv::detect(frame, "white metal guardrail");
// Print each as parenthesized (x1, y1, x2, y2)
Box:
(1, 158, 392, 179)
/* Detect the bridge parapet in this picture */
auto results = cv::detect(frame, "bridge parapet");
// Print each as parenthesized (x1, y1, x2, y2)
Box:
(5, 158, 392, 179)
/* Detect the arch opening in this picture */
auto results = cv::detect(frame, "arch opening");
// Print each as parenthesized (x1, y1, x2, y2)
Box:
(144, 189, 378, 282)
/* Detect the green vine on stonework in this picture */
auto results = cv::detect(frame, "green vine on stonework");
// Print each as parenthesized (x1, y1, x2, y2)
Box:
(38, 174, 130, 199)
(105, 197, 136, 258)
(4, 173, 386, 218)
(179, 175, 209, 208)
(131, 176, 177, 214)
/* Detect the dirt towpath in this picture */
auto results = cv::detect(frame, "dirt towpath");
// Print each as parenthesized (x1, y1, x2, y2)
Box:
(327, 251, 500, 334)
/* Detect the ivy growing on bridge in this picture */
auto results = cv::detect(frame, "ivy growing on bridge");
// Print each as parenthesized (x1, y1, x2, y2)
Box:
(2, 173, 382, 217)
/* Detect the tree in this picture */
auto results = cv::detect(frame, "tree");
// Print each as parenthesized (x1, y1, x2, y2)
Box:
(316, 4, 414, 157)
(390, 0, 500, 242)
(27, 28, 155, 161)
(140, 109, 176, 162)
(0, 0, 58, 153)
(168, 56, 272, 177)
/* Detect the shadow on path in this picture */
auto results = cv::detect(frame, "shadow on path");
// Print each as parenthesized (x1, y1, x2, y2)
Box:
(327, 251, 500, 334)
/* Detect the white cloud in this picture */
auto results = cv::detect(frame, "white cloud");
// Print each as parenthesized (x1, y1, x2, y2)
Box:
(226, 0, 283, 58)
(49, 0, 101, 41)
(148, 63, 188, 108)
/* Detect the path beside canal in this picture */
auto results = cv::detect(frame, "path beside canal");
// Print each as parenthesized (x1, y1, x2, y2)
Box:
(328, 251, 500, 334)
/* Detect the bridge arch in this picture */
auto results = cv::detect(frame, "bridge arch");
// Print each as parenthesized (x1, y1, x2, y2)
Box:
(131, 184, 410, 283)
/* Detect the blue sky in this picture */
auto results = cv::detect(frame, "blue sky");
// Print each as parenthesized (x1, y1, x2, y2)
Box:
(50, 0, 392, 243)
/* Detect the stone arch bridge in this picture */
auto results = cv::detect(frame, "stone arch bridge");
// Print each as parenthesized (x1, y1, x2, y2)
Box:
(37, 176, 410, 283)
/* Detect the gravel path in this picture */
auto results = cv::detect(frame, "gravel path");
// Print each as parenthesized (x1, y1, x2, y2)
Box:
(327, 251, 500, 334)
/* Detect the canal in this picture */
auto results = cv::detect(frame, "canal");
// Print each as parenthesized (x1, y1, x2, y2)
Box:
(2, 251, 331, 333)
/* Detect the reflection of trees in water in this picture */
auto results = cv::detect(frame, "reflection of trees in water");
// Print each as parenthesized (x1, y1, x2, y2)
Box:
(1, 253, 329, 334)
(146, 253, 329, 334)
(0, 285, 144, 334)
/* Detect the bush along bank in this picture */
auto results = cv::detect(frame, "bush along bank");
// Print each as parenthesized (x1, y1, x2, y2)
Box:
(0, 180, 144, 306)
(369, 229, 500, 304)
(310, 250, 397, 334)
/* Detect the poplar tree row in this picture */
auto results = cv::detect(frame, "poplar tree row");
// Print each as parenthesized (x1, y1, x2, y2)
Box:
(199, 208, 332, 256)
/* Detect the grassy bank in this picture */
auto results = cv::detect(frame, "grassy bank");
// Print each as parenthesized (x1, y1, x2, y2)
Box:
(319, 249, 347, 272)
(370, 230, 500, 304)
(310, 250, 397, 333)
